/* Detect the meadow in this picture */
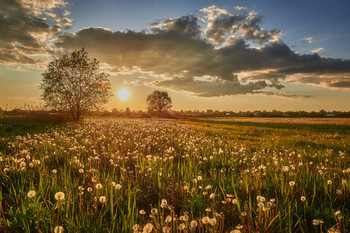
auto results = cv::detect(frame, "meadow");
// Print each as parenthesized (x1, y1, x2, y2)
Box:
(0, 117, 349, 233)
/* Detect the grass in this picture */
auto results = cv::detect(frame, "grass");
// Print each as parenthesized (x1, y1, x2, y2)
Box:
(0, 117, 349, 232)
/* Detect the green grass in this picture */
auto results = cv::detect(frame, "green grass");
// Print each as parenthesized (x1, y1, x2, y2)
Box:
(0, 118, 349, 232)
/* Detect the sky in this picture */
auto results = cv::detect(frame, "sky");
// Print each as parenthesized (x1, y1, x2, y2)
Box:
(0, 0, 350, 111)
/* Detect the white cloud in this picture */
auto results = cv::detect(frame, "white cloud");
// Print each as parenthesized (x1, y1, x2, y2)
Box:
(311, 47, 324, 53)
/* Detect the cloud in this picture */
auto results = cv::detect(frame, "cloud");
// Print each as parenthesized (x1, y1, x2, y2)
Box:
(311, 47, 324, 53)
(202, 6, 282, 45)
(56, 16, 350, 97)
(3, 3, 349, 97)
(235, 6, 247, 11)
(0, 0, 69, 65)
(301, 37, 313, 43)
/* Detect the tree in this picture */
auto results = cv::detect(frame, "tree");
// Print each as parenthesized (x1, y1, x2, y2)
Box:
(40, 48, 112, 121)
(146, 90, 172, 116)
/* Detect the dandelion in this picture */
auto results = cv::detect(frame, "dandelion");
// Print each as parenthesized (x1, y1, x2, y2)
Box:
(327, 180, 332, 185)
(205, 207, 211, 212)
(178, 223, 186, 230)
(115, 184, 122, 190)
(143, 223, 153, 233)
(165, 215, 172, 223)
(336, 189, 342, 195)
(151, 208, 158, 215)
(162, 226, 170, 233)
(54, 226, 64, 233)
(99, 196, 106, 203)
(95, 183, 103, 189)
(161, 199, 168, 208)
(312, 219, 320, 225)
(232, 199, 237, 204)
(52, 169, 57, 174)
(334, 210, 341, 216)
(209, 217, 217, 226)
(54, 192, 65, 201)
(197, 175, 202, 181)
(289, 181, 295, 187)
(190, 220, 198, 229)
(202, 216, 210, 224)
(256, 195, 265, 202)
(87, 187, 93, 192)
(300, 196, 306, 202)
(133, 224, 140, 231)
(241, 212, 247, 217)
(209, 193, 215, 199)
(27, 190, 36, 198)
(139, 209, 146, 215)
(230, 230, 241, 233)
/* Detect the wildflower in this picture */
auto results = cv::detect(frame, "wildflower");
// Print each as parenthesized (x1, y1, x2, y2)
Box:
(54, 226, 64, 233)
(143, 223, 153, 233)
(209, 217, 217, 226)
(161, 199, 168, 208)
(52, 169, 57, 174)
(27, 190, 36, 198)
(241, 212, 247, 216)
(54, 192, 65, 201)
(334, 211, 341, 216)
(197, 175, 202, 181)
(256, 195, 265, 202)
(99, 196, 106, 203)
(232, 199, 237, 204)
(283, 166, 289, 172)
(205, 185, 212, 189)
(139, 209, 146, 215)
(202, 216, 210, 224)
(312, 219, 320, 225)
(165, 215, 172, 223)
(300, 196, 306, 202)
(336, 189, 342, 195)
(162, 226, 170, 233)
(205, 207, 211, 212)
(210, 193, 215, 199)
(133, 224, 140, 231)
(327, 180, 332, 185)
(178, 223, 186, 230)
(190, 220, 198, 229)
(95, 183, 103, 189)
(79, 169, 84, 173)
(230, 230, 241, 233)
(87, 187, 93, 192)
(115, 184, 122, 190)
(289, 181, 295, 187)
(151, 208, 158, 215)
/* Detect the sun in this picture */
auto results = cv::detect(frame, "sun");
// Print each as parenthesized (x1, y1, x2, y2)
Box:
(117, 88, 130, 100)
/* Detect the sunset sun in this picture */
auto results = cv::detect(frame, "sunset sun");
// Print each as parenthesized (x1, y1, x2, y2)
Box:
(117, 88, 130, 100)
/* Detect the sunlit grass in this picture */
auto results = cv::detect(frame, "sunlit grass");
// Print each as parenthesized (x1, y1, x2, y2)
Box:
(0, 118, 349, 232)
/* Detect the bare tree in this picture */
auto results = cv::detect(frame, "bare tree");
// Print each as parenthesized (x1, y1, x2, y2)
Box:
(40, 48, 112, 121)
(146, 90, 172, 116)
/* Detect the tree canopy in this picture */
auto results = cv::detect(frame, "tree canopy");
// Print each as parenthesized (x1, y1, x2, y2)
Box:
(146, 90, 172, 116)
(40, 48, 112, 121)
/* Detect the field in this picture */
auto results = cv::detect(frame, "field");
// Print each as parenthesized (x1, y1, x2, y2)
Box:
(0, 117, 350, 233)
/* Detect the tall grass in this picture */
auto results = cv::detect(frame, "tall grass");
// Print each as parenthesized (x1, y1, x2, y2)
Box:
(0, 118, 349, 232)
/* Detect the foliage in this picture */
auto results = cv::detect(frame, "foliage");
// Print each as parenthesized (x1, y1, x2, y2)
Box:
(146, 90, 172, 116)
(40, 48, 112, 121)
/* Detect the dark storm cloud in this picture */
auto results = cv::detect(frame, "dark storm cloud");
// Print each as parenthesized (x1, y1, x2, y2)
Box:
(0, 0, 67, 65)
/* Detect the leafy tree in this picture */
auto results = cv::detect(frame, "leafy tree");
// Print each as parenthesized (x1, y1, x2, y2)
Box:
(40, 48, 112, 121)
(146, 90, 172, 116)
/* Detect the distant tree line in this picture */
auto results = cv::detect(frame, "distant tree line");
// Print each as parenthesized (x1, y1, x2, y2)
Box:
(2, 108, 350, 118)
